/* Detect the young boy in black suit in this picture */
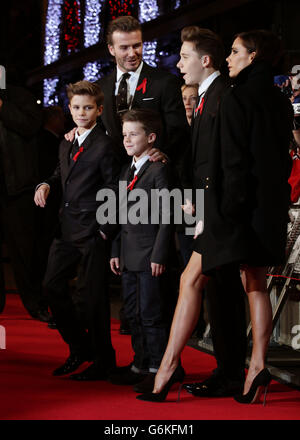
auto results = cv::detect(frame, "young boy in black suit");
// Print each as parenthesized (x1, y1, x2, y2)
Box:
(109, 109, 174, 393)
(34, 81, 121, 381)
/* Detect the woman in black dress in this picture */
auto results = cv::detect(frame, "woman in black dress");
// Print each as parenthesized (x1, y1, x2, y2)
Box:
(137, 30, 293, 404)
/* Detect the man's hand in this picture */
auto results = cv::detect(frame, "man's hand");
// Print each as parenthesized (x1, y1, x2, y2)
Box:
(151, 262, 165, 277)
(148, 148, 168, 163)
(110, 257, 121, 275)
(34, 184, 50, 207)
(64, 127, 76, 142)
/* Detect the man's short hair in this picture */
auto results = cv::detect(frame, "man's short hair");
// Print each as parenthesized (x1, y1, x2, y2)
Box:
(66, 80, 104, 106)
(181, 26, 224, 70)
(122, 109, 161, 136)
(106, 16, 142, 46)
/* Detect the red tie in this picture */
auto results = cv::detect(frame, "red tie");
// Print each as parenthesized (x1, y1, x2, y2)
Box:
(195, 96, 205, 116)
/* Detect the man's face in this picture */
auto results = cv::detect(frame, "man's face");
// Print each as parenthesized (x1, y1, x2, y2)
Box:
(177, 41, 205, 85)
(108, 30, 143, 72)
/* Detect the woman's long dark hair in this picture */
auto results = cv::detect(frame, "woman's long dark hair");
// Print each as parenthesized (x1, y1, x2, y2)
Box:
(236, 30, 284, 67)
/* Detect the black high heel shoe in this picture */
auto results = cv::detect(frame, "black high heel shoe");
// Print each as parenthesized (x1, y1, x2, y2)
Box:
(234, 368, 271, 406)
(136, 365, 185, 403)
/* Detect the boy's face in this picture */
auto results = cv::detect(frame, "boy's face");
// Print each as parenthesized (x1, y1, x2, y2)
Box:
(123, 121, 155, 160)
(177, 41, 206, 86)
(108, 30, 143, 73)
(69, 94, 103, 132)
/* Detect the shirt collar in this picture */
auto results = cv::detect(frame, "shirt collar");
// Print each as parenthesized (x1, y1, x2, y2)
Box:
(116, 61, 144, 83)
(131, 153, 150, 174)
(198, 70, 220, 97)
(75, 123, 96, 146)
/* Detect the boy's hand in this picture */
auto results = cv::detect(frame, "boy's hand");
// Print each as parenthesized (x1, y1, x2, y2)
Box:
(110, 257, 121, 275)
(148, 148, 168, 164)
(151, 262, 165, 277)
(64, 127, 76, 142)
(34, 184, 50, 207)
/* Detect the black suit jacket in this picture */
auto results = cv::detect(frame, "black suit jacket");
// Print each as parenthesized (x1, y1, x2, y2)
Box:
(201, 63, 293, 273)
(182, 75, 228, 191)
(46, 124, 121, 242)
(111, 160, 173, 272)
(97, 62, 190, 167)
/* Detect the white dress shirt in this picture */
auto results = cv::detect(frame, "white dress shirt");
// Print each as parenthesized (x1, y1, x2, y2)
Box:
(131, 153, 150, 175)
(115, 62, 144, 108)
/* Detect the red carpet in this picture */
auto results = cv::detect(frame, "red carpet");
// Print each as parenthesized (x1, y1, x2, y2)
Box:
(0, 294, 299, 420)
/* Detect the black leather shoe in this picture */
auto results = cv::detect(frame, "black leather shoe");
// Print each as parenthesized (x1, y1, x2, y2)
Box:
(119, 322, 131, 335)
(70, 363, 108, 381)
(29, 308, 52, 323)
(183, 371, 243, 397)
(52, 354, 89, 376)
(133, 372, 156, 393)
(48, 317, 57, 329)
(109, 368, 147, 385)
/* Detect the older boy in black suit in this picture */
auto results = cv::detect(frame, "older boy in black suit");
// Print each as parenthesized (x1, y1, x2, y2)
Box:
(34, 81, 120, 380)
(109, 109, 174, 393)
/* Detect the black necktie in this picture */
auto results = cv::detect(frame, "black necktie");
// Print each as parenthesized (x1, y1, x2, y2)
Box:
(128, 164, 136, 184)
(116, 72, 130, 114)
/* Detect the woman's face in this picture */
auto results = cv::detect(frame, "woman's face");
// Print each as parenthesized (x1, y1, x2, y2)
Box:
(226, 37, 255, 78)
(182, 86, 198, 123)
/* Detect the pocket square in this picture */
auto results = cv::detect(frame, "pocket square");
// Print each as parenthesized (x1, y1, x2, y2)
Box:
(142, 97, 154, 101)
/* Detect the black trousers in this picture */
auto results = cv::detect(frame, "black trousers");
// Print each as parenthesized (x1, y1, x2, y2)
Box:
(44, 235, 115, 370)
(206, 263, 248, 382)
(0, 192, 46, 314)
(122, 270, 168, 371)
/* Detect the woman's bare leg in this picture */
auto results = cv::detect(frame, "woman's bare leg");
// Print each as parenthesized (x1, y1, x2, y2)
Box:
(153, 252, 209, 393)
(240, 266, 272, 394)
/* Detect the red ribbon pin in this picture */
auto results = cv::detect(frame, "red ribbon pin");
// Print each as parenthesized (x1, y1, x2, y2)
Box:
(73, 146, 84, 162)
(136, 78, 147, 94)
(195, 96, 205, 115)
(127, 175, 138, 191)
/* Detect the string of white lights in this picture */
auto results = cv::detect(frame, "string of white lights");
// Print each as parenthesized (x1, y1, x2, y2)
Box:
(83, 0, 105, 81)
(44, 0, 64, 105)
(138, 0, 159, 67)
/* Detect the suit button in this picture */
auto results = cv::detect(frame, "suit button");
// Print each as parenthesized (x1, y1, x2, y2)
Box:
(206, 177, 209, 181)
(205, 185, 209, 189)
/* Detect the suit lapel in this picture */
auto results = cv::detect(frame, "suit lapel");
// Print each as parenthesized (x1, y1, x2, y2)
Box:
(131, 63, 153, 108)
(126, 159, 152, 191)
(191, 77, 220, 159)
(63, 126, 99, 185)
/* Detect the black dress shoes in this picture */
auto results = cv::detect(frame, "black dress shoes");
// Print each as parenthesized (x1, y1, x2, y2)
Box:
(29, 308, 52, 323)
(70, 363, 108, 381)
(52, 354, 89, 376)
(109, 368, 147, 385)
(133, 373, 156, 393)
(47, 317, 57, 329)
(183, 371, 243, 397)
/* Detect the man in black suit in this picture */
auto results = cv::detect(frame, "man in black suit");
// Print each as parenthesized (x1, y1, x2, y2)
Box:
(177, 27, 248, 397)
(35, 81, 120, 380)
(97, 15, 189, 169)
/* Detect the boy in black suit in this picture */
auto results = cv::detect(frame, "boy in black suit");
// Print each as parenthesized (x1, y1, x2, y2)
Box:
(34, 81, 120, 381)
(109, 109, 173, 393)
